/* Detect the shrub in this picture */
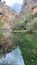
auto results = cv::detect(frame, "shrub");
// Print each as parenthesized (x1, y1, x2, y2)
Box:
(31, 17, 37, 30)
(26, 23, 33, 32)
(26, 17, 37, 32)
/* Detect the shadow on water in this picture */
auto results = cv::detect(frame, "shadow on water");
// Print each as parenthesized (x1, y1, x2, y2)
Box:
(0, 47, 25, 65)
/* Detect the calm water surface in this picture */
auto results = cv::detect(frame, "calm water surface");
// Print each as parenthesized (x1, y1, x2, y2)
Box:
(0, 47, 25, 65)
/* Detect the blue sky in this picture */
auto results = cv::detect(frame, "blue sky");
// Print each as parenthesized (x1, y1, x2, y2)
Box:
(12, 3, 22, 13)
(2, 0, 23, 12)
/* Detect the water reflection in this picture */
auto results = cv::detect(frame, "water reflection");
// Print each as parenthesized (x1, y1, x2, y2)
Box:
(0, 47, 25, 65)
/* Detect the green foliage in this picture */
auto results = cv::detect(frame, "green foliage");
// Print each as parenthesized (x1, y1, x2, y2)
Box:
(13, 23, 26, 30)
(31, 17, 37, 30)
(0, 33, 4, 40)
(0, 22, 5, 40)
(26, 22, 32, 32)
(12, 12, 37, 65)
(0, 22, 4, 29)
(13, 32, 37, 65)
(13, 13, 37, 30)
(26, 17, 37, 32)
(33, 13, 37, 17)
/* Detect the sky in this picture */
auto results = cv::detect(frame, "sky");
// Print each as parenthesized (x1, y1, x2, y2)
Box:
(2, 0, 23, 12)
(12, 3, 22, 12)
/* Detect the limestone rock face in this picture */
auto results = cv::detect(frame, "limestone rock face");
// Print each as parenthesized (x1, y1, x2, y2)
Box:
(0, 2, 18, 27)
(0, 2, 17, 55)
(29, 3, 37, 14)
(15, 0, 37, 24)
(21, 0, 37, 14)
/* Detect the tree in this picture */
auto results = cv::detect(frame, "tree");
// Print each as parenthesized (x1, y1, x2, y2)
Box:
(26, 17, 37, 32)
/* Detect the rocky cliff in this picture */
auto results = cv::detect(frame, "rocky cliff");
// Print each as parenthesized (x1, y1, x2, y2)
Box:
(0, 2, 18, 27)
(0, 1, 18, 55)
(0, 0, 37, 55)
(0, 1, 18, 38)
(15, 0, 37, 25)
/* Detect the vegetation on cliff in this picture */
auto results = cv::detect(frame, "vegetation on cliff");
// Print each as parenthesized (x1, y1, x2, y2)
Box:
(0, 1, 37, 65)
(12, 13, 37, 65)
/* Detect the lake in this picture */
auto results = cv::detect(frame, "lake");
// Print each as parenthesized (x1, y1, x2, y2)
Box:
(0, 47, 25, 65)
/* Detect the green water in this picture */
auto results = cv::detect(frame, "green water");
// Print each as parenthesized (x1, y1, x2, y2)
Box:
(13, 32, 37, 65)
